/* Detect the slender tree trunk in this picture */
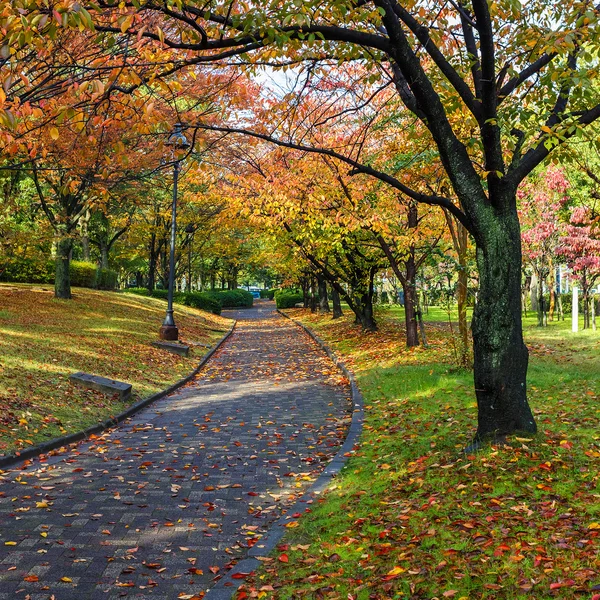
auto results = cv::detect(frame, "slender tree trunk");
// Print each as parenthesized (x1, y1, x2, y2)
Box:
(402, 255, 419, 347)
(55, 236, 73, 299)
(80, 209, 91, 262)
(548, 262, 556, 321)
(471, 207, 537, 442)
(317, 274, 330, 312)
(353, 292, 376, 330)
(310, 277, 318, 313)
(331, 286, 343, 319)
(536, 268, 546, 327)
(148, 234, 157, 292)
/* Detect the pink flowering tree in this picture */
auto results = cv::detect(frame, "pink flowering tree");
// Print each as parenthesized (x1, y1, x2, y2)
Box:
(518, 167, 569, 326)
(557, 206, 600, 329)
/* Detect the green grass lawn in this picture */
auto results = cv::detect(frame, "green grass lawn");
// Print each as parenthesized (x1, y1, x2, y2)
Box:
(0, 284, 229, 456)
(242, 306, 600, 599)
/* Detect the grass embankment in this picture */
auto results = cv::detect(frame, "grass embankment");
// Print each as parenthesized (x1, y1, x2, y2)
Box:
(244, 307, 600, 599)
(0, 284, 229, 455)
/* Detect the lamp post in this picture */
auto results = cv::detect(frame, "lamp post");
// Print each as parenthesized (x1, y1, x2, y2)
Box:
(159, 124, 191, 341)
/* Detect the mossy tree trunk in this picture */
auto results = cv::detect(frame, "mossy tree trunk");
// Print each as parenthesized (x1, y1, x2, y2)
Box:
(317, 273, 330, 312)
(55, 235, 73, 299)
(471, 205, 537, 442)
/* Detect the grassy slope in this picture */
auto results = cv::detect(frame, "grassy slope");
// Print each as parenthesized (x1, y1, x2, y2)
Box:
(244, 307, 600, 600)
(0, 284, 230, 455)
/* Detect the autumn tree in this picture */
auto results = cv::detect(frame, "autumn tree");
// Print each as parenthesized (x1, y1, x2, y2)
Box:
(518, 166, 569, 326)
(4, 1, 600, 442)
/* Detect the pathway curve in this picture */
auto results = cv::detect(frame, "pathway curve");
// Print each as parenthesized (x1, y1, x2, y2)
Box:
(0, 301, 351, 600)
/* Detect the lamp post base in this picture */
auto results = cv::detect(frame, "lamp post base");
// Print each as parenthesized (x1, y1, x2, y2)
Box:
(159, 325, 179, 341)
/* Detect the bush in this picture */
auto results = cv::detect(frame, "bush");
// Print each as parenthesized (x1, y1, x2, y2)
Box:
(260, 288, 279, 299)
(70, 261, 97, 288)
(275, 292, 304, 309)
(206, 289, 253, 308)
(180, 292, 222, 315)
(125, 287, 150, 296)
(150, 289, 169, 301)
(124, 288, 222, 315)
(0, 257, 53, 284)
(95, 268, 118, 290)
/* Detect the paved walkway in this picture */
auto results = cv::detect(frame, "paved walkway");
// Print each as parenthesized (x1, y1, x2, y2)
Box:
(0, 302, 351, 599)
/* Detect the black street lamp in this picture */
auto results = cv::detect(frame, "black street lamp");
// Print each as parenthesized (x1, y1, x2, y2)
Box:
(159, 124, 191, 341)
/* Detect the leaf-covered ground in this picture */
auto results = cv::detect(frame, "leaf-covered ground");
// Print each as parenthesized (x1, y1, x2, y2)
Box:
(238, 307, 600, 599)
(0, 284, 229, 455)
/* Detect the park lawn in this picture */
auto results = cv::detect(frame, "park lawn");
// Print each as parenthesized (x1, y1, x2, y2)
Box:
(242, 307, 600, 600)
(0, 284, 230, 456)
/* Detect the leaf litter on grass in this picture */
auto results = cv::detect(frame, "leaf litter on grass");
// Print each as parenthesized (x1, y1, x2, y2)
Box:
(235, 309, 600, 600)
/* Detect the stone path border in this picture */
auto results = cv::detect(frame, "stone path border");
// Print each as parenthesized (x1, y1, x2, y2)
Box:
(204, 309, 364, 600)
(0, 320, 237, 471)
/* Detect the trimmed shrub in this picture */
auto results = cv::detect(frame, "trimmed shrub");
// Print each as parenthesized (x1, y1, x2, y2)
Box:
(125, 287, 150, 296)
(124, 288, 222, 315)
(0, 257, 53, 284)
(95, 268, 118, 290)
(206, 289, 253, 308)
(70, 261, 97, 288)
(150, 289, 169, 301)
(275, 292, 304, 309)
(180, 292, 222, 315)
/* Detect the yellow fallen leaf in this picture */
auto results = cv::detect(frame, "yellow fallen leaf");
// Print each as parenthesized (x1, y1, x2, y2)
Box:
(61, 576, 73, 582)
(386, 566, 405, 576)
(589, 522, 600, 530)
(4, 541, 17, 546)
(40, 532, 48, 538)
(36, 501, 49, 508)
(285, 521, 299, 528)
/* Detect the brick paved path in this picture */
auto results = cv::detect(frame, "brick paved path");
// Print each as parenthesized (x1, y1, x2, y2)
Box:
(0, 302, 351, 599)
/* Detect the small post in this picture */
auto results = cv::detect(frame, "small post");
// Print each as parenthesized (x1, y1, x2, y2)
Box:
(572, 286, 579, 333)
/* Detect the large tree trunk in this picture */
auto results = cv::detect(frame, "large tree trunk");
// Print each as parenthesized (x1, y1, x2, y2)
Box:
(471, 208, 537, 442)
(331, 286, 343, 319)
(100, 243, 109, 270)
(55, 236, 73, 299)
(317, 274, 330, 312)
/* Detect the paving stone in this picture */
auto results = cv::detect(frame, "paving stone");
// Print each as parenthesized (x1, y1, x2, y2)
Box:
(0, 302, 351, 599)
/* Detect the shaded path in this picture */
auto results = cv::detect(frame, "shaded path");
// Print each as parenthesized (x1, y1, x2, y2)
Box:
(0, 302, 351, 599)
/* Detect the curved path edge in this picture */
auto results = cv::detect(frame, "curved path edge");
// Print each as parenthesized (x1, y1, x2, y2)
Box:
(0, 319, 237, 471)
(205, 309, 364, 600)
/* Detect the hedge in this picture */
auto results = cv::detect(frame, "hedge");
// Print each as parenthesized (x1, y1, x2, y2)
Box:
(125, 288, 222, 315)
(0, 257, 117, 290)
(0, 257, 53, 284)
(95, 268, 118, 290)
(275, 291, 304, 309)
(206, 289, 254, 308)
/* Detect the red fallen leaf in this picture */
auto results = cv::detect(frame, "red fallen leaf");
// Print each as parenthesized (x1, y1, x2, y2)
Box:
(188, 568, 204, 575)
(278, 553, 289, 563)
(231, 572, 251, 579)
(204, 486, 215, 491)
(24, 575, 39, 582)
(247, 492, 259, 496)
(144, 563, 161, 569)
